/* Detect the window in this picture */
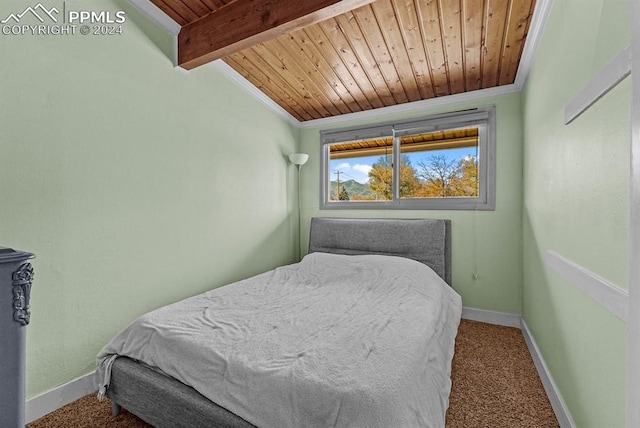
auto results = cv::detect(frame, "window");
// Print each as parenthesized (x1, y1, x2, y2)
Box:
(320, 107, 496, 210)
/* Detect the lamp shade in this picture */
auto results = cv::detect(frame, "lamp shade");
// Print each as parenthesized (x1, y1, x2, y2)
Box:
(288, 153, 309, 166)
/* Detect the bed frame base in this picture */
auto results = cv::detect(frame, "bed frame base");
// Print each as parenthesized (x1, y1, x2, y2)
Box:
(108, 357, 256, 428)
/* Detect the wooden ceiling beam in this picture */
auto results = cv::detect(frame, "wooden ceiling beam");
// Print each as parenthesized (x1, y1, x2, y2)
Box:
(178, 0, 376, 70)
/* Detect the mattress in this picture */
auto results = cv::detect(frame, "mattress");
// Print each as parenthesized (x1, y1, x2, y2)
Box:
(97, 252, 462, 428)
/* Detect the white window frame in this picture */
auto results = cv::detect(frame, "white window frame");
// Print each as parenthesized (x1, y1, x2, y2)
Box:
(320, 106, 496, 210)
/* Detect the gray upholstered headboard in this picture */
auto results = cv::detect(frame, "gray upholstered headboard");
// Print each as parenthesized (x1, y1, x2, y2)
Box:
(308, 217, 452, 285)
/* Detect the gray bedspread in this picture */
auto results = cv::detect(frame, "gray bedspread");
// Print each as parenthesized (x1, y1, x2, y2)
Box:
(97, 252, 462, 428)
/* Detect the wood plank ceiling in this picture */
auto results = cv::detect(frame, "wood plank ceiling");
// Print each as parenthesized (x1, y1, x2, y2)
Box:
(152, 0, 537, 122)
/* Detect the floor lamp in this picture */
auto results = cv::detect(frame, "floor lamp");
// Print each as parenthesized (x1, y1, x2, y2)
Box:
(289, 153, 309, 261)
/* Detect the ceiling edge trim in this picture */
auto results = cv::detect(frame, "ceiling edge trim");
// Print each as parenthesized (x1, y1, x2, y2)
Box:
(124, 0, 181, 36)
(209, 60, 302, 127)
(124, 0, 180, 66)
(514, 0, 554, 90)
(297, 85, 520, 129)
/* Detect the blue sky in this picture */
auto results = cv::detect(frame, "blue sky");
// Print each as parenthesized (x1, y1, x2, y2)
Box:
(330, 147, 478, 184)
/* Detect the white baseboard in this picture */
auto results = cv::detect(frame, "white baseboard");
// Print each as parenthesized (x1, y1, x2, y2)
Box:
(462, 306, 522, 328)
(26, 371, 97, 423)
(521, 320, 576, 428)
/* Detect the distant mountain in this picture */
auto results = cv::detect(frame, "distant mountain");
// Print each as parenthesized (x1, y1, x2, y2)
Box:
(329, 179, 372, 200)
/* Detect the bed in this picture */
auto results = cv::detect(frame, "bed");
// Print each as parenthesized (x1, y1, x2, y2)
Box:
(97, 217, 462, 428)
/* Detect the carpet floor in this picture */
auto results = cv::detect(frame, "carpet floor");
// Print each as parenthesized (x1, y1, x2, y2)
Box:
(28, 319, 558, 427)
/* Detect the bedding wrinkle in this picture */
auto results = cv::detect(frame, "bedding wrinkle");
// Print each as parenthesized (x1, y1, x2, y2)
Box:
(97, 252, 461, 428)
(329, 395, 346, 428)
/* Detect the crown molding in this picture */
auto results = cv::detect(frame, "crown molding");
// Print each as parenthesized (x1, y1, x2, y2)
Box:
(514, 0, 554, 90)
(124, 0, 180, 36)
(124, 0, 180, 66)
(208, 60, 301, 127)
(298, 84, 519, 129)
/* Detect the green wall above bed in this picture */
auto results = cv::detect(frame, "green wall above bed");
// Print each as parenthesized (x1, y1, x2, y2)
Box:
(0, 0, 298, 399)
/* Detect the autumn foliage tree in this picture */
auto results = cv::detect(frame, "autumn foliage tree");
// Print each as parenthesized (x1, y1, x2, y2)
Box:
(368, 155, 393, 200)
(367, 154, 478, 199)
(368, 155, 420, 200)
(455, 157, 479, 196)
(416, 155, 459, 197)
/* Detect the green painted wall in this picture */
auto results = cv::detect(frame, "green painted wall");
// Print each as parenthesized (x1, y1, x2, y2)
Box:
(0, 0, 297, 399)
(522, 0, 630, 426)
(299, 93, 524, 314)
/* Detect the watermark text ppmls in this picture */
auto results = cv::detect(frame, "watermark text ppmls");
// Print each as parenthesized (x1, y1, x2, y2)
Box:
(1, 2, 127, 37)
